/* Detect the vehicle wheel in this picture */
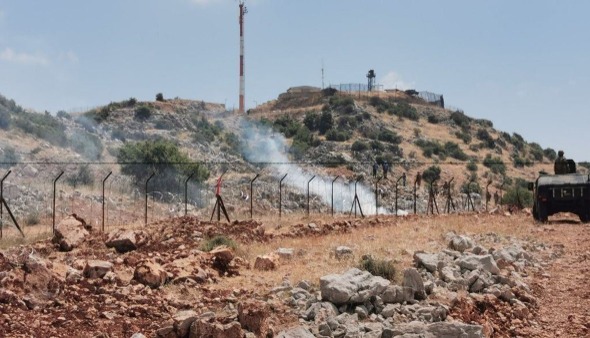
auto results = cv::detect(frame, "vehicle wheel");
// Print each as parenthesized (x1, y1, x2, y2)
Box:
(537, 204, 548, 223)
(532, 204, 539, 221)
(579, 213, 590, 223)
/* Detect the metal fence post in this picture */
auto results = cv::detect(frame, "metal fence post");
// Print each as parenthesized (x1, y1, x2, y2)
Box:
(395, 173, 406, 215)
(0, 170, 11, 239)
(145, 172, 155, 226)
(102, 171, 112, 232)
(250, 174, 259, 219)
(184, 173, 195, 216)
(53, 171, 64, 234)
(331, 176, 340, 217)
(279, 173, 287, 219)
(307, 175, 315, 217)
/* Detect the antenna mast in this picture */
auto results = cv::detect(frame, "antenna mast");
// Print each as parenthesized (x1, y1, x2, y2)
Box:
(238, 0, 247, 113)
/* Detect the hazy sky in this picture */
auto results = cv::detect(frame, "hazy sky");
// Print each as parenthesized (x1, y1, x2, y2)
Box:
(0, 1, 589, 160)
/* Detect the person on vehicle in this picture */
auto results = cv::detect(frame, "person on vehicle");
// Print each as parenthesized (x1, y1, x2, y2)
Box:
(554, 150, 569, 174)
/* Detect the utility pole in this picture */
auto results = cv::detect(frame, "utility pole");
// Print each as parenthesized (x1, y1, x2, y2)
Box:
(238, 1, 247, 113)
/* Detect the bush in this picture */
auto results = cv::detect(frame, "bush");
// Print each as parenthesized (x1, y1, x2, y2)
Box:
(455, 130, 472, 144)
(192, 116, 222, 144)
(329, 96, 355, 114)
(450, 110, 471, 128)
(325, 129, 351, 142)
(466, 160, 478, 172)
(200, 235, 238, 252)
(56, 110, 71, 120)
(529, 142, 544, 162)
(13, 111, 67, 146)
(318, 111, 334, 134)
(544, 148, 557, 161)
(0, 147, 19, 168)
(378, 129, 402, 145)
(303, 111, 319, 131)
(0, 108, 11, 130)
(415, 139, 446, 159)
(155, 93, 165, 102)
(70, 130, 103, 160)
(358, 256, 397, 281)
(117, 140, 209, 194)
(427, 114, 439, 124)
(65, 165, 94, 187)
(368, 96, 391, 113)
(483, 154, 506, 175)
(422, 165, 441, 183)
(444, 141, 468, 161)
(337, 116, 358, 130)
(501, 187, 533, 208)
(388, 102, 419, 121)
(25, 212, 40, 226)
(351, 140, 369, 152)
(135, 105, 152, 120)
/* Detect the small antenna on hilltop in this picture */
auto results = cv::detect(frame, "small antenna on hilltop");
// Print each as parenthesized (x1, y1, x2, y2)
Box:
(321, 59, 325, 89)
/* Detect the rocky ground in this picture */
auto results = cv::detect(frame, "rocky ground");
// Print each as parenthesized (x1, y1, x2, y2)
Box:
(0, 211, 588, 338)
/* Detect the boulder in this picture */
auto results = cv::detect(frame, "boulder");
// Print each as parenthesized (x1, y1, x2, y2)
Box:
(254, 253, 279, 271)
(210, 246, 234, 267)
(402, 268, 426, 300)
(238, 300, 270, 336)
(388, 321, 484, 338)
(413, 252, 439, 273)
(173, 310, 198, 337)
(66, 267, 83, 283)
(320, 268, 390, 305)
(83, 260, 113, 279)
(105, 229, 149, 253)
(457, 255, 500, 275)
(302, 302, 338, 321)
(335, 246, 353, 259)
(276, 248, 294, 260)
(133, 261, 168, 288)
(276, 326, 315, 338)
(380, 285, 414, 304)
(53, 215, 90, 251)
(189, 320, 243, 338)
(448, 235, 474, 253)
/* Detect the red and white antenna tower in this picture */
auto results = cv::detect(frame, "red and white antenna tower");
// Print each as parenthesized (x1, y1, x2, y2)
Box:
(238, 0, 247, 113)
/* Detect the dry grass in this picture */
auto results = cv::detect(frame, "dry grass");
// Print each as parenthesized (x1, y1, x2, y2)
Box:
(210, 212, 541, 292)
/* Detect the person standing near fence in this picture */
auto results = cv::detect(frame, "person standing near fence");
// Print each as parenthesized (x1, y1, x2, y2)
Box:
(382, 161, 389, 179)
(373, 162, 379, 178)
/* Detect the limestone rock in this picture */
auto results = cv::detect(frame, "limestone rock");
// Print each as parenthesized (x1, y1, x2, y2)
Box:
(173, 310, 198, 337)
(53, 215, 89, 251)
(402, 268, 426, 300)
(334, 246, 353, 259)
(133, 261, 168, 288)
(253, 253, 279, 271)
(83, 260, 113, 279)
(457, 254, 500, 275)
(276, 326, 315, 338)
(449, 235, 474, 253)
(320, 268, 390, 305)
(105, 229, 149, 253)
(237, 300, 270, 336)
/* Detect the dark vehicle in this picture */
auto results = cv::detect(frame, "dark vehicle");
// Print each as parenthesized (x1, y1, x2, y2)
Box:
(528, 159, 590, 222)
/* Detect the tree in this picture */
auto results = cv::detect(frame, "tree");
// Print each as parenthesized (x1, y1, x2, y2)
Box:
(155, 93, 165, 102)
(421, 165, 441, 183)
(318, 111, 334, 134)
(117, 140, 208, 194)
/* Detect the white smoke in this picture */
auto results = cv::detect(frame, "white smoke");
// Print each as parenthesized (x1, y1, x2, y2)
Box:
(239, 118, 390, 215)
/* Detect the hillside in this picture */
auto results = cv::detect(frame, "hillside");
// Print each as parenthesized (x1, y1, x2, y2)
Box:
(0, 88, 575, 229)
(1, 92, 589, 337)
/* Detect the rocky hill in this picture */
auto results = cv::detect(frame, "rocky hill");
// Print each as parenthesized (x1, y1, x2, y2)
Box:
(0, 88, 573, 228)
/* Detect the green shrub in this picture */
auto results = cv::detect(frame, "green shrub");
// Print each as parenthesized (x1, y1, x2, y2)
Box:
(422, 165, 441, 183)
(450, 110, 471, 128)
(117, 140, 209, 194)
(25, 212, 40, 226)
(427, 114, 439, 124)
(325, 129, 351, 142)
(351, 140, 369, 152)
(378, 129, 402, 145)
(318, 111, 334, 134)
(200, 235, 238, 252)
(13, 111, 67, 146)
(192, 116, 222, 144)
(70, 130, 103, 160)
(455, 130, 472, 144)
(444, 141, 468, 161)
(135, 105, 152, 120)
(544, 148, 557, 161)
(388, 102, 419, 121)
(466, 160, 478, 172)
(56, 110, 71, 120)
(368, 96, 391, 113)
(358, 256, 397, 281)
(66, 165, 94, 187)
(415, 139, 446, 159)
(155, 93, 165, 102)
(303, 111, 319, 131)
(483, 154, 506, 175)
(337, 116, 358, 130)
(501, 187, 533, 208)
(0, 108, 11, 130)
(329, 96, 355, 114)
(0, 147, 19, 168)
(370, 140, 385, 153)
